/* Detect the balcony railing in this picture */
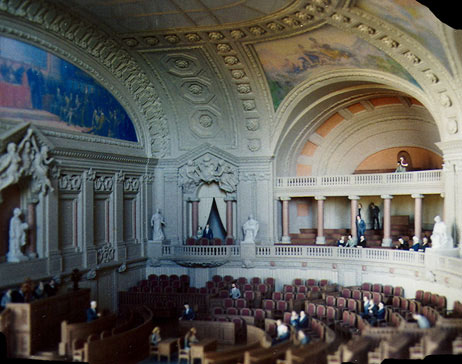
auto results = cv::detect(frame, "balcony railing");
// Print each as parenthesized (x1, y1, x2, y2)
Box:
(162, 245, 427, 267)
(274, 170, 443, 196)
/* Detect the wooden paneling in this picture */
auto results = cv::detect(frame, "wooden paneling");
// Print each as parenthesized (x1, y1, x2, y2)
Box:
(6, 288, 90, 357)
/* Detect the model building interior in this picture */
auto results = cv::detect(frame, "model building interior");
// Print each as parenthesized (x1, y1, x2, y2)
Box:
(1, 0, 462, 363)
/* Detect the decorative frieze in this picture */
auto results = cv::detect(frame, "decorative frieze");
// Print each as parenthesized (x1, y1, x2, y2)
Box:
(58, 174, 82, 192)
(94, 176, 114, 192)
(123, 177, 140, 192)
(97, 242, 115, 264)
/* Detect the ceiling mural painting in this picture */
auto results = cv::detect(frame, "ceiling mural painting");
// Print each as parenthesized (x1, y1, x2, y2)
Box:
(356, 0, 451, 72)
(254, 25, 418, 110)
(0, 36, 138, 142)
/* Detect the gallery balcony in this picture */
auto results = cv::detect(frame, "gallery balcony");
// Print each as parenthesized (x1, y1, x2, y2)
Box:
(274, 170, 443, 197)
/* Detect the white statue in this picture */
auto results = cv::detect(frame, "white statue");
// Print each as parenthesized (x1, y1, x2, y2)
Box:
(7, 208, 29, 262)
(151, 208, 165, 241)
(31, 138, 55, 195)
(430, 215, 453, 249)
(243, 214, 259, 243)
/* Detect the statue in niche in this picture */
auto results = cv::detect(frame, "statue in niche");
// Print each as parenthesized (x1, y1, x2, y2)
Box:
(243, 214, 259, 243)
(7, 208, 29, 263)
(430, 215, 453, 249)
(151, 208, 165, 241)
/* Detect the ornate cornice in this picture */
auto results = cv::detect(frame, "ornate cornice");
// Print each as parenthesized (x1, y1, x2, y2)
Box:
(0, 0, 170, 157)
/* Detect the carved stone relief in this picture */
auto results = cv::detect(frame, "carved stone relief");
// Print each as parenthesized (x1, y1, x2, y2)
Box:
(178, 153, 238, 195)
(0, 127, 55, 200)
(58, 174, 82, 192)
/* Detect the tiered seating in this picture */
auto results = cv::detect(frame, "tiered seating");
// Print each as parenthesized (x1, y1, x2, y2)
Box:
(129, 274, 190, 293)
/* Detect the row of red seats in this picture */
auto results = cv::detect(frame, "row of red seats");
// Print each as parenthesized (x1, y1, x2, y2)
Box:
(185, 237, 234, 245)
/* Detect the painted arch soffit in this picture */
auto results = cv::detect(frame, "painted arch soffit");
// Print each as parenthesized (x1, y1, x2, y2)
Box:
(0, 0, 171, 158)
(244, 0, 461, 145)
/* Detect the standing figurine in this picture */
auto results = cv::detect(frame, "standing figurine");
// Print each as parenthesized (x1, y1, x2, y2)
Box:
(395, 156, 408, 172)
(7, 208, 29, 263)
(151, 209, 165, 242)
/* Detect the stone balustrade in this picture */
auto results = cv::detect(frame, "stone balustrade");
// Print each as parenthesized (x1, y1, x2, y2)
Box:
(163, 245, 432, 267)
(275, 170, 443, 197)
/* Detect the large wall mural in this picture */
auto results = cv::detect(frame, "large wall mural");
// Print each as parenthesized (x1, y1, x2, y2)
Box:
(0, 36, 137, 142)
(357, 0, 450, 72)
(254, 25, 418, 110)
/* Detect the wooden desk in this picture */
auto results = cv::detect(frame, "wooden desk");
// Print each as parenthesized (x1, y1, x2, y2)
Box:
(157, 337, 177, 362)
(190, 338, 217, 362)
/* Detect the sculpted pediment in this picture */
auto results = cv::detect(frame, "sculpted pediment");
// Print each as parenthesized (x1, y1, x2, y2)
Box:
(177, 144, 239, 196)
(0, 123, 56, 201)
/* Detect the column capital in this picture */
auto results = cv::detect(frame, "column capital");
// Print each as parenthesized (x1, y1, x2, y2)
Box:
(411, 194, 424, 199)
(315, 196, 326, 201)
(279, 196, 292, 201)
(348, 195, 360, 200)
(188, 197, 200, 202)
(381, 194, 394, 199)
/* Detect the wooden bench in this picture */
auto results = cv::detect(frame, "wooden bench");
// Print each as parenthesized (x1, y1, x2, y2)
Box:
(59, 313, 117, 357)
(204, 325, 270, 364)
(285, 342, 328, 364)
(6, 288, 90, 357)
(76, 306, 153, 364)
(179, 320, 236, 345)
(243, 340, 291, 364)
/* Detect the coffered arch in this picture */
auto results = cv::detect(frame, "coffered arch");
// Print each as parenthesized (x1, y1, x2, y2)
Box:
(272, 68, 437, 175)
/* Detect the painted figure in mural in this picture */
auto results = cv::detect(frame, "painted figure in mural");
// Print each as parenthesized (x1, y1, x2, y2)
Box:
(7, 208, 29, 263)
(243, 215, 259, 243)
(151, 209, 165, 241)
(26, 66, 44, 109)
(430, 215, 453, 249)
(395, 156, 408, 172)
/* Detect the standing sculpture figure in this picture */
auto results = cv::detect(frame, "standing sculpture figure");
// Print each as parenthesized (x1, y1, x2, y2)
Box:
(151, 209, 165, 241)
(7, 208, 29, 262)
(395, 156, 408, 172)
(430, 215, 453, 249)
(243, 214, 259, 243)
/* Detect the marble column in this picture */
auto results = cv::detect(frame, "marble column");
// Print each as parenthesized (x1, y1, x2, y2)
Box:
(412, 194, 424, 240)
(348, 196, 360, 238)
(225, 197, 234, 240)
(191, 199, 199, 238)
(381, 195, 393, 247)
(280, 197, 291, 243)
(315, 196, 326, 244)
